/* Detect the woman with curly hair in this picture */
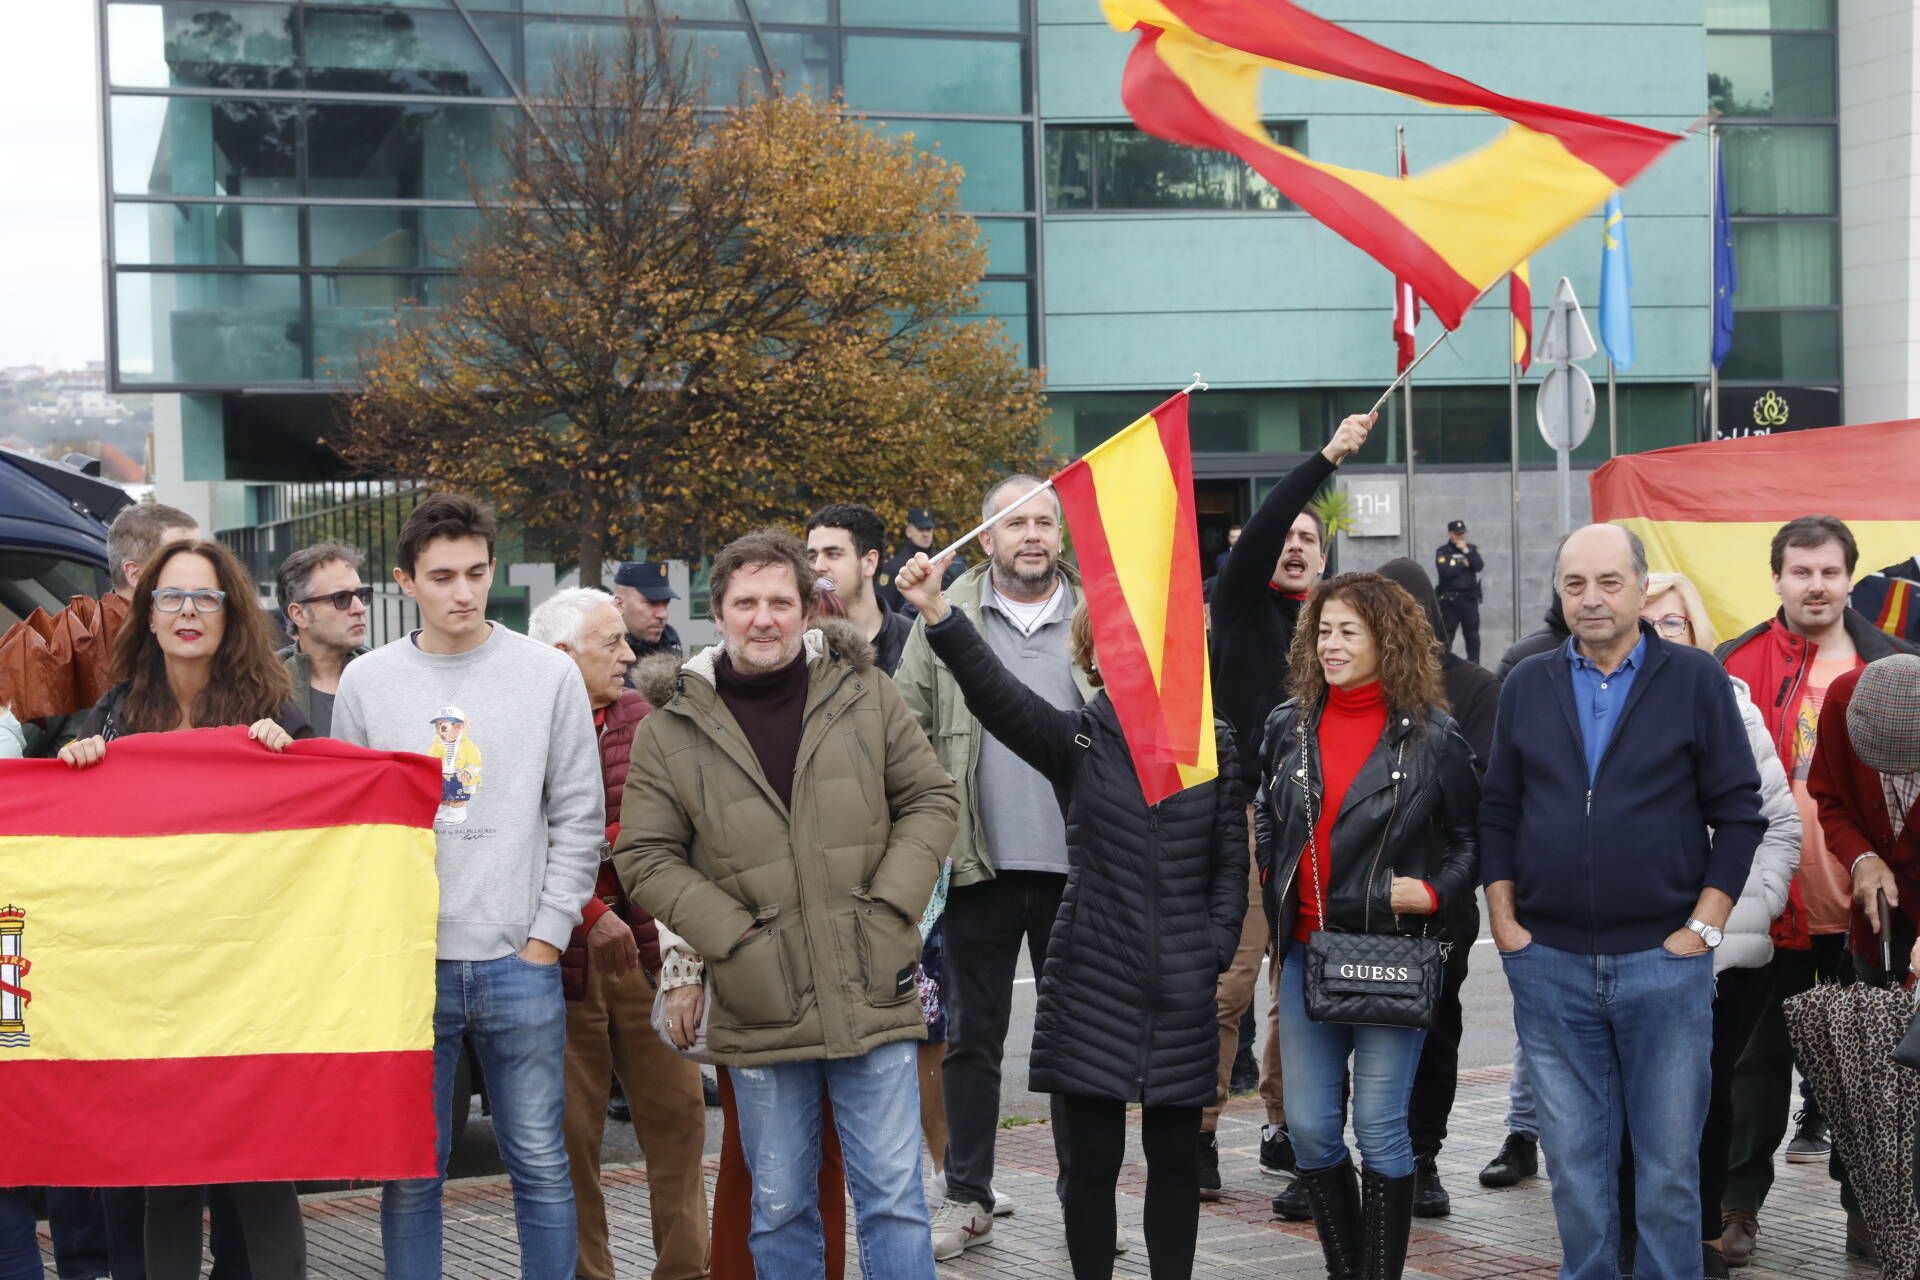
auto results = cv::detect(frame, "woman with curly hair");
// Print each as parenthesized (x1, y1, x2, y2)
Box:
(1255, 572, 1479, 1280)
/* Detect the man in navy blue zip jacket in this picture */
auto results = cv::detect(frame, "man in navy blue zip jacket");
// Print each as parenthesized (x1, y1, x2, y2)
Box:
(1482, 523, 1766, 1280)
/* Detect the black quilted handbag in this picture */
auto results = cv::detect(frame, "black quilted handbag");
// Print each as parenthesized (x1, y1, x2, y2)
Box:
(1294, 721, 1444, 1030)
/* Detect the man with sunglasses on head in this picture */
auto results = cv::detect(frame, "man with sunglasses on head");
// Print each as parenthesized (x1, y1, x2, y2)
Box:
(277, 542, 372, 738)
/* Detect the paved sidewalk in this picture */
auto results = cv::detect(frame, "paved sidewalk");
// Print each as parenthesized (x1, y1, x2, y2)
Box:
(39, 1066, 1868, 1277)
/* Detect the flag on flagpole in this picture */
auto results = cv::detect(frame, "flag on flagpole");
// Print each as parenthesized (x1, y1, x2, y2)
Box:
(1711, 143, 1738, 368)
(0, 729, 442, 1186)
(1393, 131, 1421, 373)
(1509, 260, 1533, 373)
(1590, 419, 1920, 641)
(1599, 193, 1635, 371)
(1101, 0, 1681, 328)
(1052, 394, 1216, 805)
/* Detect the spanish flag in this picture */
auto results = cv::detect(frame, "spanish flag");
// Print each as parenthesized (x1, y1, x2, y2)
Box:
(0, 729, 441, 1185)
(1054, 393, 1215, 805)
(1510, 261, 1533, 373)
(1103, 0, 1681, 328)
(1590, 419, 1920, 644)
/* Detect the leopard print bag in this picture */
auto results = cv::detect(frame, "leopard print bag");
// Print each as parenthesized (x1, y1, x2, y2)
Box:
(1783, 982, 1920, 1272)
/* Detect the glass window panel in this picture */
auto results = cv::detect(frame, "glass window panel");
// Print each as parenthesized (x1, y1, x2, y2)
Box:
(679, 28, 765, 101)
(313, 275, 442, 379)
(1707, 34, 1834, 117)
(761, 30, 833, 95)
(108, 3, 297, 90)
(659, 0, 744, 18)
(1096, 129, 1240, 209)
(421, 208, 484, 267)
(307, 103, 512, 199)
(1731, 220, 1836, 306)
(115, 270, 303, 385)
(1719, 309, 1840, 382)
(1045, 127, 1092, 210)
(114, 202, 300, 266)
(1721, 125, 1834, 214)
(111, 96, 301, 197)
(870, 120, 1029, 212)
(302, 8, 510, 96)
(840, 0, 1021, 32)
(754, 0, 830, 21)
(525, 20, 628, 94)
(309, 206, 457, 269)
(1705, 0, 1832, 30)
(976, 219, 1029, 275)
(1243, 123, 1301, 210)
(525, 0, 640, 12)
(842, 36, 1023, 115)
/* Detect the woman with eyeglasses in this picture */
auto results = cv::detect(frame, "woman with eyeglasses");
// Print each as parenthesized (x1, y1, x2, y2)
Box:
(59, 538, 312, 1280)
(1633, 572, 1800, 1280)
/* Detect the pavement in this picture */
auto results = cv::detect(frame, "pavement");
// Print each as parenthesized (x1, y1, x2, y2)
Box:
(34, 1065, 1867, 1278)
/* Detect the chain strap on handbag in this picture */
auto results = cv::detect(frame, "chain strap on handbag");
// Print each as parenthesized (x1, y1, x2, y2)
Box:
(1295, 712, 1445, 1030)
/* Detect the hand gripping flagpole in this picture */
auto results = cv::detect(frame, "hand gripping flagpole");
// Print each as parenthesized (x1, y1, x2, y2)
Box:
(934, 374, 1210, 563)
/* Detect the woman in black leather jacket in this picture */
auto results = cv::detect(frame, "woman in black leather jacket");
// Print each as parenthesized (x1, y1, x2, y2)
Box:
(1254, 573, 1478, 1280)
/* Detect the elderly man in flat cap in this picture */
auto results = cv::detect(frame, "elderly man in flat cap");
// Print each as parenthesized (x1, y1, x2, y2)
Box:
(612, 561, 684, 669)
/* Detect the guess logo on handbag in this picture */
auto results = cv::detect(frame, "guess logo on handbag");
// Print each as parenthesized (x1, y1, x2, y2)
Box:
(1337, 963, 1412, 983)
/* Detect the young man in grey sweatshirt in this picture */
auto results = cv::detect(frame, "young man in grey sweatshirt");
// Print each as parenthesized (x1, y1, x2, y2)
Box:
(333, 494, 603, 1280)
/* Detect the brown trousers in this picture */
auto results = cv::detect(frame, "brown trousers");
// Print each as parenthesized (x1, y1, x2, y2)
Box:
(563, 967, 711, 1280)
(712, 1069, 847, 1280)
(1203, 831, 1285, 1132)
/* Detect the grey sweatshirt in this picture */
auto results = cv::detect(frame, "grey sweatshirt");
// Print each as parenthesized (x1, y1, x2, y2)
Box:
(974, 580, 1081, 875)
(333, 623, 604, 960)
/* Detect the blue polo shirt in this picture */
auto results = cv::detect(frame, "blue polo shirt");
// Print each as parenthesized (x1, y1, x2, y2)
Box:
(1565, 633, 1648, 782)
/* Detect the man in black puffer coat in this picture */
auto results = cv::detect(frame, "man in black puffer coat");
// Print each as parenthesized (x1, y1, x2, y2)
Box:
(898, 550, 1246, 1280)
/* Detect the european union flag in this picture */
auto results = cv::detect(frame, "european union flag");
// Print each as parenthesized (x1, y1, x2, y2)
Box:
(1598, 194, 1634, 371)
(1712, 144, 1738, 368)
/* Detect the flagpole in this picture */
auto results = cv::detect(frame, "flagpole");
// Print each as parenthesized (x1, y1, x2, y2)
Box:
(1368, 331, 1446, 418)
(1403, 373, 1416, 557)
(1708, 124, 1720, 442)
(1508, 352, 1522, 649)
(935, 375, 1208, 562)
(1607, 356, 1618, 457)
(1396, 123, 1417, 557)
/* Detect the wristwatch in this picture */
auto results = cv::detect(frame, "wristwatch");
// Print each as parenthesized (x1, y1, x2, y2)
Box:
(1686, 918, 1724, 949)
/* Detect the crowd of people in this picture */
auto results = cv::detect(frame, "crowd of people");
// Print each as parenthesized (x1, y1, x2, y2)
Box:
(3, 416, 1918, 1280)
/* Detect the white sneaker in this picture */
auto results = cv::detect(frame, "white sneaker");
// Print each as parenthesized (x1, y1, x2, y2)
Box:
(930, 1199, 993, 1261)
(989, 1184, 1015, 1217)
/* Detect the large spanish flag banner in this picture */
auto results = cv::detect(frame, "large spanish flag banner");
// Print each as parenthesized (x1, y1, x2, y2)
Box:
(1590, 419, 1920, 644)
(1102, 0, 1681, 328)
(1054, 393, 1215, 805)
(0, 728, 441, 1185)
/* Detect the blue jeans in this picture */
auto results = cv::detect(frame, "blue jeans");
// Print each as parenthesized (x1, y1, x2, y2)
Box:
(382, 956, 574, 1279)
(1504, 940, 1712, 1280)
(1274, 942, 1427, 1178)
(0, 1190, 40, 1280)
(730, 1040, 935, 1280)
(1505, 1037, 1539, 1139)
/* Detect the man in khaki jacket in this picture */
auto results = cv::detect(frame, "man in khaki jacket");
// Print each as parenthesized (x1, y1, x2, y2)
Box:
(615, 528, 958, 1280)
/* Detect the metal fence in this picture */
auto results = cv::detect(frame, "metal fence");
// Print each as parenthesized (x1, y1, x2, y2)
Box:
(220, 480, 427, 647)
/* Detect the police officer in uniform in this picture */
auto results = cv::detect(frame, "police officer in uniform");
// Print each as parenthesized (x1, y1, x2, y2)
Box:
(877, 507, 962, 613)
(612, 561, 684, 674)
(1434, 519, 1485, 664)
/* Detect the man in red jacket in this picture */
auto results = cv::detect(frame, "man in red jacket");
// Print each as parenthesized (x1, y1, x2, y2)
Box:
(1716, 515, 1918, 1264)
(532, 587, 710, 1280)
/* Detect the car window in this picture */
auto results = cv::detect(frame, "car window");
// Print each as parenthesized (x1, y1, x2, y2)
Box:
(0, 551, 112, 632)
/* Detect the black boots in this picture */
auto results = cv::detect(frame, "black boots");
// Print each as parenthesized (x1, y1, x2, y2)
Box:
(1410, 1152, 1449, 1217)
(1296, 1158, 1362, 1280)
(1359, 1168, 1415, 1280)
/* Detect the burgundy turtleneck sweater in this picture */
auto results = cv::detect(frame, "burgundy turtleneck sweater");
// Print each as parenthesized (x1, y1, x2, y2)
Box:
(713, 649, 809, 808)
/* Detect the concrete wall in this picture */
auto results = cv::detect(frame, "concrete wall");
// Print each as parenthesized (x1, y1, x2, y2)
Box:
(1839, 1, 1920, 424)
(1035, 0, 1711, 395)
(1332, 466, 1596, 665)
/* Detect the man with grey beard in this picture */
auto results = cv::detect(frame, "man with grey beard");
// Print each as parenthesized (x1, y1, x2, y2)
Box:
(896, 475, 1100, 1262)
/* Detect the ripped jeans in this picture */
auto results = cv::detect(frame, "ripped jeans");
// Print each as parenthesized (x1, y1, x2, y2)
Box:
(728, 1039, 934, 1280)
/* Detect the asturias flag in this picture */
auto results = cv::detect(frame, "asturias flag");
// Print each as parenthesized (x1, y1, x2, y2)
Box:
(1599, 193, 1635, 371)
(1713, 144, 1738, 368)
(0, 729, 441, 1185)
(1102, 0, 1681, 328)
(1052, 394, 1215, 805)
(1590, 418, 1920, 642)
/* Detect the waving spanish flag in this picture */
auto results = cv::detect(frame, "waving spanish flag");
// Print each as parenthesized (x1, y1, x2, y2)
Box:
(1103, 0, 1681, 328)
(0, 729, 440, 1185)
(1590, 419, 1920, 644)
(1054, 394, 1215, 805)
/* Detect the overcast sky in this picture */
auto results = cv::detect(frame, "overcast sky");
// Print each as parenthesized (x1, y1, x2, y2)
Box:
(0, 5, 107, 371)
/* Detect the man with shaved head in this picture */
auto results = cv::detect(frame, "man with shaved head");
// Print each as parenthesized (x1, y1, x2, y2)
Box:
(1479, 523, 1768, 1280)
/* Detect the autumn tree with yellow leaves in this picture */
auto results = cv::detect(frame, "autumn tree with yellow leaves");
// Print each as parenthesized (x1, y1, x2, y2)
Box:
(338, 19, 1051, 585)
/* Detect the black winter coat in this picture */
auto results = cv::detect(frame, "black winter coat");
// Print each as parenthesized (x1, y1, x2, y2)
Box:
(1255, 695, 1479, 947)
(922, 609, 1247, 1107)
